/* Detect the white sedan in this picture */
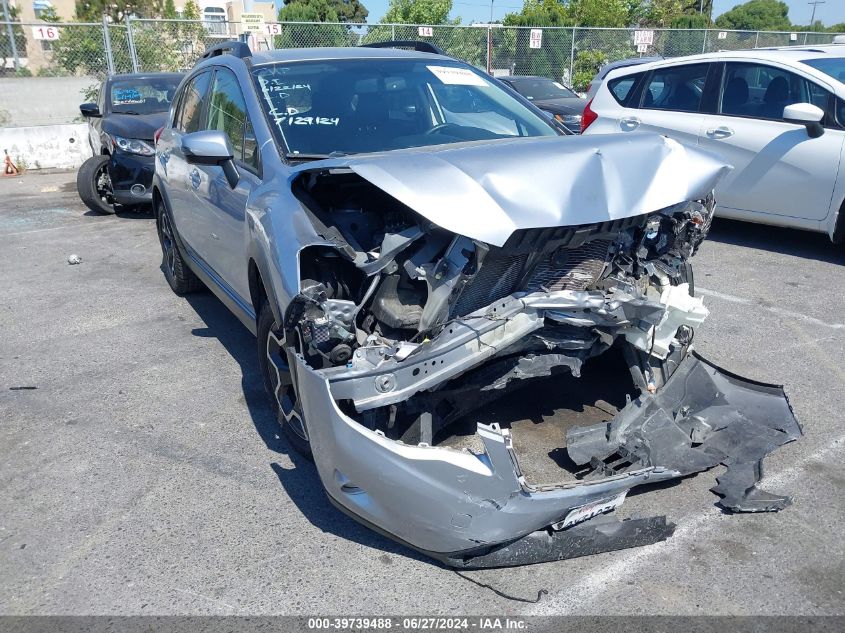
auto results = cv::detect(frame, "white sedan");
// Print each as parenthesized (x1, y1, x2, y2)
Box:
(582, 45, 845, 244)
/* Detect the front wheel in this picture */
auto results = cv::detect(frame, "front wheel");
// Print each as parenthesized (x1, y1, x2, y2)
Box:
(257, 301, 312, 458)
(155, 197, 203, 295)
(77, 155, 115, 215)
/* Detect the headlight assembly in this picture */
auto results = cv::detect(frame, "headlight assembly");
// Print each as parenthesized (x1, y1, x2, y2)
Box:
(110, 135, 155, 156)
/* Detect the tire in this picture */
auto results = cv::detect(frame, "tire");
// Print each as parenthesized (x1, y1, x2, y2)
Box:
(155, 197, 203, 295)
(77, 155, 116, 215)
(257, 301, 312, 458)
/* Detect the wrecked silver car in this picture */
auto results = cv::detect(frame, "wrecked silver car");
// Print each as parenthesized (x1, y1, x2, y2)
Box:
(153, 43, 802, 567)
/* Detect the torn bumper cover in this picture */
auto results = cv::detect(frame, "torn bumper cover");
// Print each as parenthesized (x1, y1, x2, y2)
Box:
(295, 349, 801, 568)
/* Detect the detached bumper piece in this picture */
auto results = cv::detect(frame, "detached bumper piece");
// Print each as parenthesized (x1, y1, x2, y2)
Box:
(567, 351, 803, 512)
(438, 514, 676, 569)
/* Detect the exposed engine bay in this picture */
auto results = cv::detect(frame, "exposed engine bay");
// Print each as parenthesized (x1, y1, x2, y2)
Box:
(272, 136, 801, 567)
(290, 169, 713, 440)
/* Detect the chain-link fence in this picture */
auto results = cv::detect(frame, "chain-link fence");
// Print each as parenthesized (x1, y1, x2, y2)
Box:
(2, 18, 843, 127)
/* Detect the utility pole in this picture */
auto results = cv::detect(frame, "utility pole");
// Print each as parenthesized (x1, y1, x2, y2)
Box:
(808, 1, 826, 27)
(1, 0, 20, 72)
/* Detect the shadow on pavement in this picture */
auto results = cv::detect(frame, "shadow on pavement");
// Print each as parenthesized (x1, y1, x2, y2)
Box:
(184, 291, 433, 565)
(708, 217, 844, 265)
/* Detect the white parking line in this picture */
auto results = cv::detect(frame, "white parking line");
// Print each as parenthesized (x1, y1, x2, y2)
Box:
(527, 435, 845, 614)
(698, 286, 845, 330)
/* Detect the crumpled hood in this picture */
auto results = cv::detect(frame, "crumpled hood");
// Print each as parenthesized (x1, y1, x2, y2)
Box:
(298, 134, 732, 247)
(103, 112, 168, 142)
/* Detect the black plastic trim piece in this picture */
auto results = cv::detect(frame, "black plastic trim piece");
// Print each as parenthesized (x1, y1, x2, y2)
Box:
(361, 40, 446, 56)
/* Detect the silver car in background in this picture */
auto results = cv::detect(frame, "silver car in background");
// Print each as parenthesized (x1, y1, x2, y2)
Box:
(153, 42, 801, 567)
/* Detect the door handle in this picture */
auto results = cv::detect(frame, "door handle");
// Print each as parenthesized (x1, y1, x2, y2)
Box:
(620, 117, 640, 130)
(706, 126, 735, 139)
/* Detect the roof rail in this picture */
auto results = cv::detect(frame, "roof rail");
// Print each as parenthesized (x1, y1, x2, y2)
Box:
(199, 40, 252, 62)
(361, 40, 446, 56)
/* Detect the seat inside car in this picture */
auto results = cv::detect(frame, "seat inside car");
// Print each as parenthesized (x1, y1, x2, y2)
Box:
(760, 75, 790, 119)
(722, 76, 750, 115)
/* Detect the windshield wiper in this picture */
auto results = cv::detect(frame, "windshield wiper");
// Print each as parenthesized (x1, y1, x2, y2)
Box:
(285, 151, 352, 161)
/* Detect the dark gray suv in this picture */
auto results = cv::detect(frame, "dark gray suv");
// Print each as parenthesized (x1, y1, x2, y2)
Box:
(152, 42, 800, 568)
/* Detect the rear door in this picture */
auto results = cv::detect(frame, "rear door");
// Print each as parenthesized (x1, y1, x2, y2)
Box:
(159, 69, 212, 255)
(699, 61, 844, 223)
(192, 66, 261, 303)
(623, 62, 713, 147)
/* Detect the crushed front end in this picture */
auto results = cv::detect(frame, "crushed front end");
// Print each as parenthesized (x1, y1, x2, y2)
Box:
(272, 136, 801, 567)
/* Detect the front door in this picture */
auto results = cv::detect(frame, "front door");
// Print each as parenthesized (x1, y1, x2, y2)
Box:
(699, 61, 844, 223)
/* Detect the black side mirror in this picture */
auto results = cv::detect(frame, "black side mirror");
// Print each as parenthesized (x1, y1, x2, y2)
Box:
(182, 130, 240, 189)
(80, 103, 101, 118)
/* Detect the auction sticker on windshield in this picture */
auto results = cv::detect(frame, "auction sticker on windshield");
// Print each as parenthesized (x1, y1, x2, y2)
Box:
(552, 491, 628, 530)
(427, 65, 488, 87)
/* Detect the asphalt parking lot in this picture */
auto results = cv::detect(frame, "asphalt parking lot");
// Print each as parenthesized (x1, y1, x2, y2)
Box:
(1, 169, 844, 616)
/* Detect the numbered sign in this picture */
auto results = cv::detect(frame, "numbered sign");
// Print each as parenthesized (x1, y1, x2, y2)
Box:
(265, 23, 282, 36)
(418, 26, 433, 37)
(718, 31, 728, 40)
(529, 29, 542, 49)
(32, 25, 60, 41)
(633, 30, 654, 46)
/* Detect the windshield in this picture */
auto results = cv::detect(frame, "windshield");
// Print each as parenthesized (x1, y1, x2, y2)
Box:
(110, 77, 181, 115)
(509, 78, 578, 101)
(252, 59, 557, 156)
(801, 57, 845, 84)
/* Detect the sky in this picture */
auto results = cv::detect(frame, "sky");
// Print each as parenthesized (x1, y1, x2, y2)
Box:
(302, 0, 845, 27)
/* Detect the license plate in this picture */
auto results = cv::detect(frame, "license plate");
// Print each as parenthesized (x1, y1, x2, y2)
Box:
(553, 491, 628, 530)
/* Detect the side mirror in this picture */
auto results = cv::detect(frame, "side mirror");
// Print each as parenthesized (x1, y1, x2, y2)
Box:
(79, 103, 101, 118)
(783, 103, 825, 138)
(182, 130, 239, 189)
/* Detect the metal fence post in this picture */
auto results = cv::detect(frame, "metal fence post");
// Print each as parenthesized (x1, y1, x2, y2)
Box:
(102, 14, 116, 75)
(754, 31, 759, 48)
(126, 16, 139, 73)
(1, 0, 20, 71)
(569, 27, 576, 87)
(702, 29, 707, 53)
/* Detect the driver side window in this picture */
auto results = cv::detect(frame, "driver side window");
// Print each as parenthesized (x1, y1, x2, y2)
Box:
(719, 63, 820, 121)
(206, 68, 259, 173)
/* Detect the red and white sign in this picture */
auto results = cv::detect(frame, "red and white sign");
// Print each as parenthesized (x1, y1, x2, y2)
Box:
(265, 23, 282, 36)
(529, 29, 542, 49)
(633, 30, 654, 46)
(418, 26, 433, 37)
(32, 25, 60, 41)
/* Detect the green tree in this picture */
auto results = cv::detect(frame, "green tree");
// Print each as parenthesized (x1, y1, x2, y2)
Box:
(714, 0, 791, 31)
(276, 1, 354, 47)
(381, 0, 452, 24)
(279, 0, 368, 23)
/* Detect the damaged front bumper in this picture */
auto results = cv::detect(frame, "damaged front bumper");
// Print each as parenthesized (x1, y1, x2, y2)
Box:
(295, 349, 801, 568)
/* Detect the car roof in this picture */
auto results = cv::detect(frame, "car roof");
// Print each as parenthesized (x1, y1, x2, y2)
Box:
(108, 72, 184, 81)
(603, 46, 845, 87)
(502, 75, 550, 82)
(597, 57, 663, 77)
(248, 46, 452, 66)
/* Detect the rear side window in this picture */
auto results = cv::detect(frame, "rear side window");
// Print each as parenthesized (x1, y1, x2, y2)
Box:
(607, 75, 638, 105)
(642, 63, 709, 113)
(175, 71, 211, 134)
